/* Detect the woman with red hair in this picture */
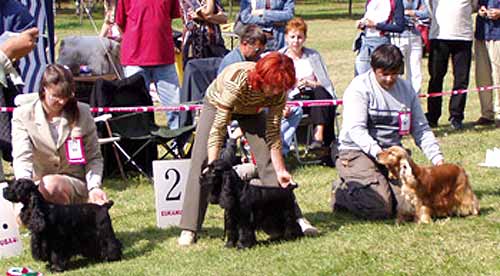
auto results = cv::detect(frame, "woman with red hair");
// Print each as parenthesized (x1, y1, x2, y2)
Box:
(280, 17, 337, 154)
(178, 52, 314, 245)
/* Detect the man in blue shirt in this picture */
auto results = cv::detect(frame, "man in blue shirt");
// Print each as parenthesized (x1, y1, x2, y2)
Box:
(217, 24, 266, 74)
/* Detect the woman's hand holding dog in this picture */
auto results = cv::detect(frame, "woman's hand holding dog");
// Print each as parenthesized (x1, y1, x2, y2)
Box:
(88, 188, 109, 205)
(276, 170, 293, 188)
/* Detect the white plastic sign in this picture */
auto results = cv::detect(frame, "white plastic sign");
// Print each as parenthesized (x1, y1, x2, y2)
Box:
(153, 159, 191, 228)
(0, 182, 23, 258)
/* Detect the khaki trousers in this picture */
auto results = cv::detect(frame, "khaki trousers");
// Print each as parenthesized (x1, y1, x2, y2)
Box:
(475, 39, 500, 120)
(179, 101, 280, 232)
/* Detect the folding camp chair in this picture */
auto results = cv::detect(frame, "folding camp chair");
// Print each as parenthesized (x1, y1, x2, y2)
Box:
(290, 91, 341, 165)
(90, 73, 195, 180)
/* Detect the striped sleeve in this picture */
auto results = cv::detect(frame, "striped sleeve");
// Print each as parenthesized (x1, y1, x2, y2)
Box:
(207, 69, 248, 150)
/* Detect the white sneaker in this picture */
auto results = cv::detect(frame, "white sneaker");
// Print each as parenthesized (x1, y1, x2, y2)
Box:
(297, 218, 318, 237)
(178, 230, 196, 246)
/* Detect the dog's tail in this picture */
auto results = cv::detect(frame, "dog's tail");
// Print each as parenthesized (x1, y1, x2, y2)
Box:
(103, 200, 114, 209)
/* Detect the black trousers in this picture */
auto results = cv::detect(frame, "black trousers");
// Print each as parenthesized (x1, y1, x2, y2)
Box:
(294, 86, 337, 145)
(426, 39, 472, 124)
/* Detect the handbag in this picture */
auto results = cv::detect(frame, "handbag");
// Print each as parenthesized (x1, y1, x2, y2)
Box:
(352, 32, 364, 52)
(416, 20, 430, 54)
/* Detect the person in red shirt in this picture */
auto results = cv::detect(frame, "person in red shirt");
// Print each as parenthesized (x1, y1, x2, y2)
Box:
(116, 0, 182, 129)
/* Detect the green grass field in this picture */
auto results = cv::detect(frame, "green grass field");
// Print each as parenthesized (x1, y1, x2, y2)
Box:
(1, 2, 499, 275)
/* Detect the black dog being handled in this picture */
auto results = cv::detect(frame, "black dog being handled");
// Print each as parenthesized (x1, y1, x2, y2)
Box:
(2, 179, 122, 272)
(201, 159, 303, 249)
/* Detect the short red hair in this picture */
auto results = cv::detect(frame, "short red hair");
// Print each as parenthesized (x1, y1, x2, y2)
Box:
(285, 17, 307, 37)
(248, 52, 296, 93)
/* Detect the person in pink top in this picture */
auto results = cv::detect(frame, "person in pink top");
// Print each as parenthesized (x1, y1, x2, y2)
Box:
(116, 0, 182, 129)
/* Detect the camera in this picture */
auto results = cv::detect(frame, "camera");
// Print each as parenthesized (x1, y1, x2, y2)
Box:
(298, 85, 314, 100)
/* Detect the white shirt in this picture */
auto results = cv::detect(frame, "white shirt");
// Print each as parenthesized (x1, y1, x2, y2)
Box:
(294, 58, 315, 81)
(363, 0, 392, 37)
(426, 0, 477, 41)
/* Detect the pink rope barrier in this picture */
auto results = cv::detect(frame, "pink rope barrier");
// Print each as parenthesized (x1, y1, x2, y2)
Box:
(1, 85, 498, 113)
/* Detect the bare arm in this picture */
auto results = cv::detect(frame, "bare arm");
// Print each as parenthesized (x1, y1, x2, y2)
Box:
(0, 27, 38, 62)
(202, 11, 228, 24)
(199, 0, 216, 16)
(270, 147, 292, 187)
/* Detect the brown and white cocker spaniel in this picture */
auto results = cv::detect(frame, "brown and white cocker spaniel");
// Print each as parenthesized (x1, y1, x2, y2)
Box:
(377, 146, 480, 224)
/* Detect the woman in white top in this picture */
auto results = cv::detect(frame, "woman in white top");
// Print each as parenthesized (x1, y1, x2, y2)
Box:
(279, 17, 337, 153)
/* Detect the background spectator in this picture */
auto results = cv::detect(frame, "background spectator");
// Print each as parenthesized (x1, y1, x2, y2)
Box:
(0, 0, 35, 183)
(99, 0, 119, 40)
(474, 0, 500, 126)
(238, 0, 294, 50)
(391, 0, 429, 93)
(180, 0, 228, 65)
(0, 27, 38, 181)
(354, 0, 404, 75)
(425, 0, 477, 130)
(116, 0, 182, 129)
(280, 17, 337, 153)
(217, 24, 266, 74)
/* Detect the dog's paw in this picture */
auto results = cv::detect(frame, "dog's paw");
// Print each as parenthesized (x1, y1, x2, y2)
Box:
(49, 263, 65, 273)
(417, 215, 432, 224)
(224, 240, 237, 248)
(236, 237, 256, 249)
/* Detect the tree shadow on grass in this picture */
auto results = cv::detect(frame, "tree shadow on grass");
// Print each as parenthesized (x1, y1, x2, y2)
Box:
(475, 206, 495, 216)
(431, 121, 499, 138)
(303, 206, 495, 233)
(44, 227, 172, 272)
(303, 210, 394, 233)
(116, 226, 179, 259)
(474, 188, 500, 200)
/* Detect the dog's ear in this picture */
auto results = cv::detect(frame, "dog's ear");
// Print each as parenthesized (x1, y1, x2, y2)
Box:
(399, 158, 414, 181)
(27, 197, 46, 233)
(376, 150, 389, 165)
(103, 200, 114, 209)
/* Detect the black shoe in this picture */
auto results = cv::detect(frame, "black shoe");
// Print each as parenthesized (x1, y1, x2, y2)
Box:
(474, 117, 495, 126)
(450, 118, 463, 130)
(425, 113, 438, 128)
(308, 140, 325, 151)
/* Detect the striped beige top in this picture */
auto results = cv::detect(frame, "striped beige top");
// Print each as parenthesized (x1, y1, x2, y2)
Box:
(206, 62, 286, 151)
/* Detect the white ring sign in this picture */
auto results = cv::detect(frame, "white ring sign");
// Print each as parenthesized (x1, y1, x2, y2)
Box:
(153, 159, 191, 228)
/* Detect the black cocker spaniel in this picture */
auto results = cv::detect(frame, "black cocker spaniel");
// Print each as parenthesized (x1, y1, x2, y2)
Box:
(3, 178, 122, 272)
(202, 159, 303, 249)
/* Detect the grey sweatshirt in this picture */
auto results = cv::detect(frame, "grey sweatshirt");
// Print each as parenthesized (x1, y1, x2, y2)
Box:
(339, 70, 444, 165)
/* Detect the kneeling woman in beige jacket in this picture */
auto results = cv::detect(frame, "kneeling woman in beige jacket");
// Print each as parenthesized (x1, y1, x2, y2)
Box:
(12, 64, 108, 205)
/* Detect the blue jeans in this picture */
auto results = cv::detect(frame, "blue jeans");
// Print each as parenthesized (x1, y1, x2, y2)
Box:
(124, 64, 181, 129)
(355, 35, 390, 76)
(281, 106, 303, 156)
